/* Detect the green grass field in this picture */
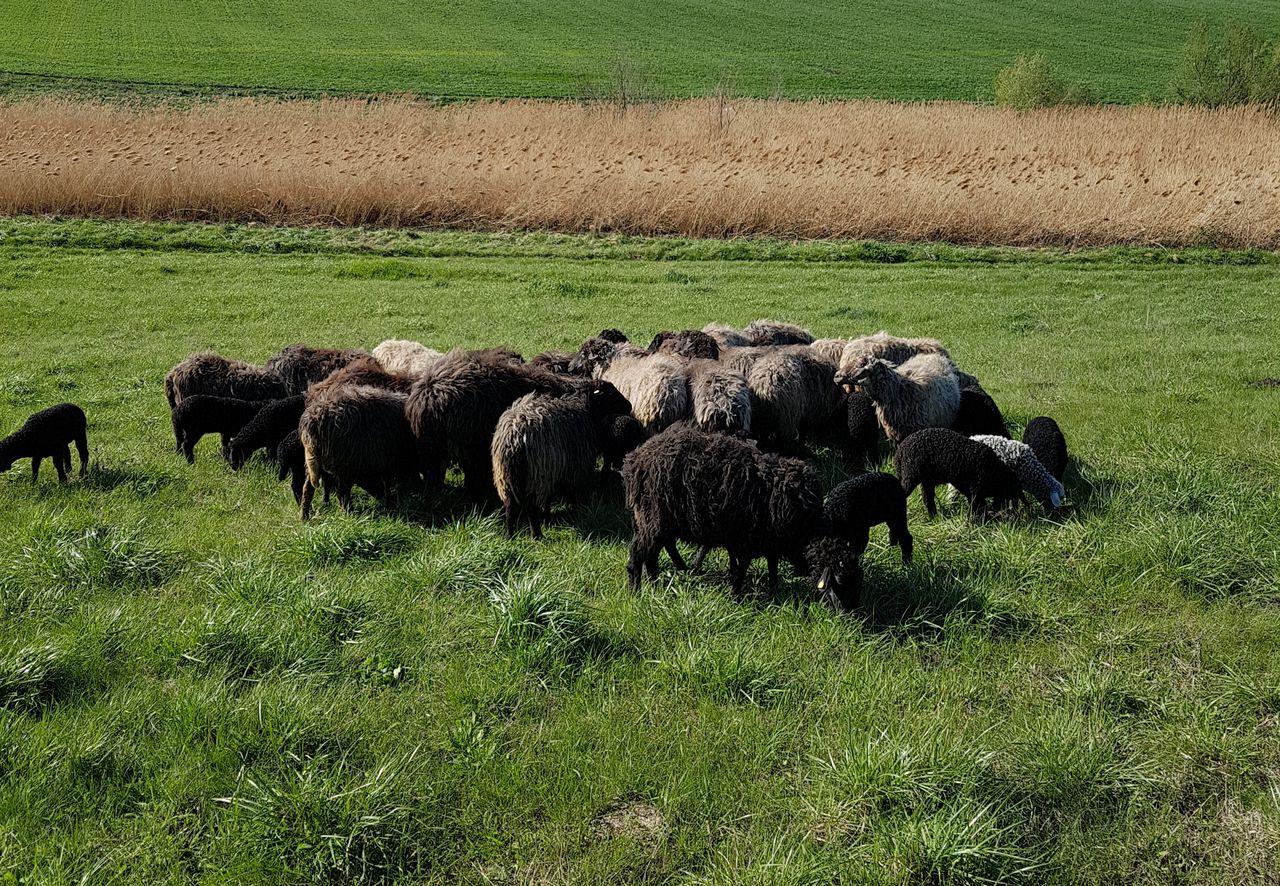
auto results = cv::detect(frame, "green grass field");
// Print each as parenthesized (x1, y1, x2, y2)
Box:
(1, 0, 1278, 102)
(1, 220, 1279, 882)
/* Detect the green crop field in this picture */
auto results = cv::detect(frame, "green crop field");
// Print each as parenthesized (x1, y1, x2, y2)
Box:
(1, 0, 1278, 102)
(1, 219, 1278, 882)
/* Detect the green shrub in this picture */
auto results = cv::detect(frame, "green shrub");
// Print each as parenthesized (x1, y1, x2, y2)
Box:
(1170, 20, 1280, 106)
(993, 54, 1095, 109)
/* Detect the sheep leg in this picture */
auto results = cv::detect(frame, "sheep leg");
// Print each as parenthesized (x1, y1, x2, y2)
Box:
(31, 457, 41, 485)
(897, 525, 914, 564)
(728, 554, 751, 595)
(767, 556, 779, 593)
(688, 545, 710, 572)
(853, 525, 870, 559)
(503, 501, 517, 537)
(528, 505, 544, 541)
(219, 433, 233, 461)
(74, 430, 89, 475)
(300, 478, 316, 520)
(290, 467, 305, 504)
(337, 481, 353, 512)
(182, 435, 196, 464)
(665, 541, 689, 571)
(54, 449, 69, 483)
(921, 484, 938, 518)
(627, 537, 657, 590)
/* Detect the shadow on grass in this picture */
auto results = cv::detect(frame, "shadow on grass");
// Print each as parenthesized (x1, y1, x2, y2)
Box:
(78, 462, 178, 497)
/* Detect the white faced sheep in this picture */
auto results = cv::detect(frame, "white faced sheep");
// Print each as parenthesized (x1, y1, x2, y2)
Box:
(570, 337, 690, 434)
(970, 434, 1065, 513)
(837, 353, 960, 444)
(298, 385, 421, 520)
(0, 403, 89, 484)
(894, 428, 1023, 520)
(623, 424, 863, 609)
(370, 339, 445, 375)
(1023, 417, 1068, 481)
(491, 381, 634, 538)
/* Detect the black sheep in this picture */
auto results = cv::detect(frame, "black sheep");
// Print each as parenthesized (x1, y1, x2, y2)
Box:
(171, 395, 270, 464)
(0, 403, 89, 484)
(227, 395, 306, 469)
(649, 330, 721, 361)
(276, 429, 312, 504)
(951, 386, 1009, 438)
(844, 389, 883, 469)
(263, 344, 369, 396)
(598, 329, 630, 344)
(825, 472, 913, 564)
(1023, 416, 1068, 481)
(599, 412, 647, 477)
(894, 427, 1022, 520)
(623, 424, 859, 602)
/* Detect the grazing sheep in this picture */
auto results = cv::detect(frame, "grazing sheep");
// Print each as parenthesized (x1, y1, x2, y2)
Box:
(264, 344, 370, 395)
(804, 536, 865, 613)
(371, 339, 444, 375)
(171, 395, 269, 464)
(299, 385, 421, 519)
(529, 350, 578, 375)
(719, 345, 773, 376)
(971, 434, 1065, 513)
(571, 338, 690, 433)
(686, 359, 752, 434)
(598, 329, 630, 344)
(227, 395, 306, 469)
(951, 386, 1009, 438)
(405, 349, 577, 498)
(838, 332, 951, 377)
(599, 413, 648, 476)
(491, 381, 633, 538)
(164, 352, 287, 409)
(650, 330, 721, 361)
(747, 349, 843, 445)
(470, 346, 525, 366)
(825, 473, 913, 564)
(844, 390, 884, 469)
(276, 429, 308, 503)
(894, 428, 1022, 519)
(837, 353, 960, 444)
(308, 356, 416, 399)
(702, 323, 752, 349)
(623, 424, 858, 601)
(0, 403, 88, 484)
(1023, 417, 1068, 481)
(743, 319, 815, 347)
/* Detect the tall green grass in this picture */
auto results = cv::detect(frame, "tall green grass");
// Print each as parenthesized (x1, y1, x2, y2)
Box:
(0, 221, 1277, 881)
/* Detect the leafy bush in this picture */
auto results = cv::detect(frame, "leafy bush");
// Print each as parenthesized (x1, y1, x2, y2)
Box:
(1170, 20, 1280, 106)
(993, 54, 1095, 109)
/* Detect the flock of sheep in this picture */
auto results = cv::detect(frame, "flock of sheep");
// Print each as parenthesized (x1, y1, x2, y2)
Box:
(1, 320, 1069, 611)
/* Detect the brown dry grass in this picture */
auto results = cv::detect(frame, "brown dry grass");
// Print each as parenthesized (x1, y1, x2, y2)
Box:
(2, 96, 1278, 246)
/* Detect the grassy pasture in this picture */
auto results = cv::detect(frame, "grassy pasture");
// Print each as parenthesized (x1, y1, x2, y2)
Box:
(0, 221, 1279, 882)
(1, 0, 1278, 102)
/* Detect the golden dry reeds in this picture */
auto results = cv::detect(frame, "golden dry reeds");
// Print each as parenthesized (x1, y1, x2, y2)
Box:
(1, 96, 1277, 246)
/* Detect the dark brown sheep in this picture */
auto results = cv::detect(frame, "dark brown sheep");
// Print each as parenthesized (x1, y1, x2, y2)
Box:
(164, 352, 287, 409)
(264, 343, 370, 395)
(307, 356, 416, 400)
(0, 403, 89, 484)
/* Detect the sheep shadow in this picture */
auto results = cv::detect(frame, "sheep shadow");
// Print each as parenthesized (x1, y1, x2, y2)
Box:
(857, 560, 1039, 641)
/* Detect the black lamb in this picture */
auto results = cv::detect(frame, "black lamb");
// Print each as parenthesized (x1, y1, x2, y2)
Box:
(844, 389, 883, 469)
(227, 395, 306, 469)
(599, 412, 647, 477)
(171, 395, 270, 464)
(623, 424, 861, 606)
(276, 429, 311, 503)
(0, 403, 89, 484)
(894, 427, 1022, 520)
(825, 472, 913, 564)
(1023, 416, 1068, 481)
(951, 385, 1009, 438)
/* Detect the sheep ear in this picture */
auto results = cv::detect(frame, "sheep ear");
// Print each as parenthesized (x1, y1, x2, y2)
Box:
(816, 566, 832, 590)
(1050, 489, 1062, 508)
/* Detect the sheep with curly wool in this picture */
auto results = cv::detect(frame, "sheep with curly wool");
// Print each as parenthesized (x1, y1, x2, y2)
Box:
(623, 424, 861, 608)
(308, 356, 416, 399)
(570, 337, 690, 434)
(838, 353, 960, 444)
(491, 381, 633, 538)
(227, 395, 305, 469)
(843, 390, 883, 469)
(951, 386, 1008, 438)
(747, 349, 843, 445)
(598, 329, 630, 344)
(171, 395, 271, 464)
(702, 323, 752, 349)
(406, 349, 577, 498)
(894, 428, 1023, 519)
(1023, 417, 1068, 481)
(299, 385, 421, 519)
(685, 359, 752, 434)
(264, 343, 370, 395)
(809, 338, 849, 364)
(276, 429, 309, 503)
(164, 352, 287, 410)
(371, 339, 445, 375)
(0, 403, 89, 484)
(650, 330, 721, 361)
(825, 472, 913, 564)
(599, 413, 648, 476)
(971, 434, 1064, 513)
(529, 350, 578, 375)
(744, 319, 815, 347)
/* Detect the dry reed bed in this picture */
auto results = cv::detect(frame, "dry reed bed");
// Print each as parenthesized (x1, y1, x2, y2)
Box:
(1, 97, 1278, 246)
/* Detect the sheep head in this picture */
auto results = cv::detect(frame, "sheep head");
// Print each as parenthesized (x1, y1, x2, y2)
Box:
(834, 356, 888, 393)
(805, 536, 863, 613)
(569, 337, 618, 376)
(598, 328, 629, 344)
(585, 380, 633, 418)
